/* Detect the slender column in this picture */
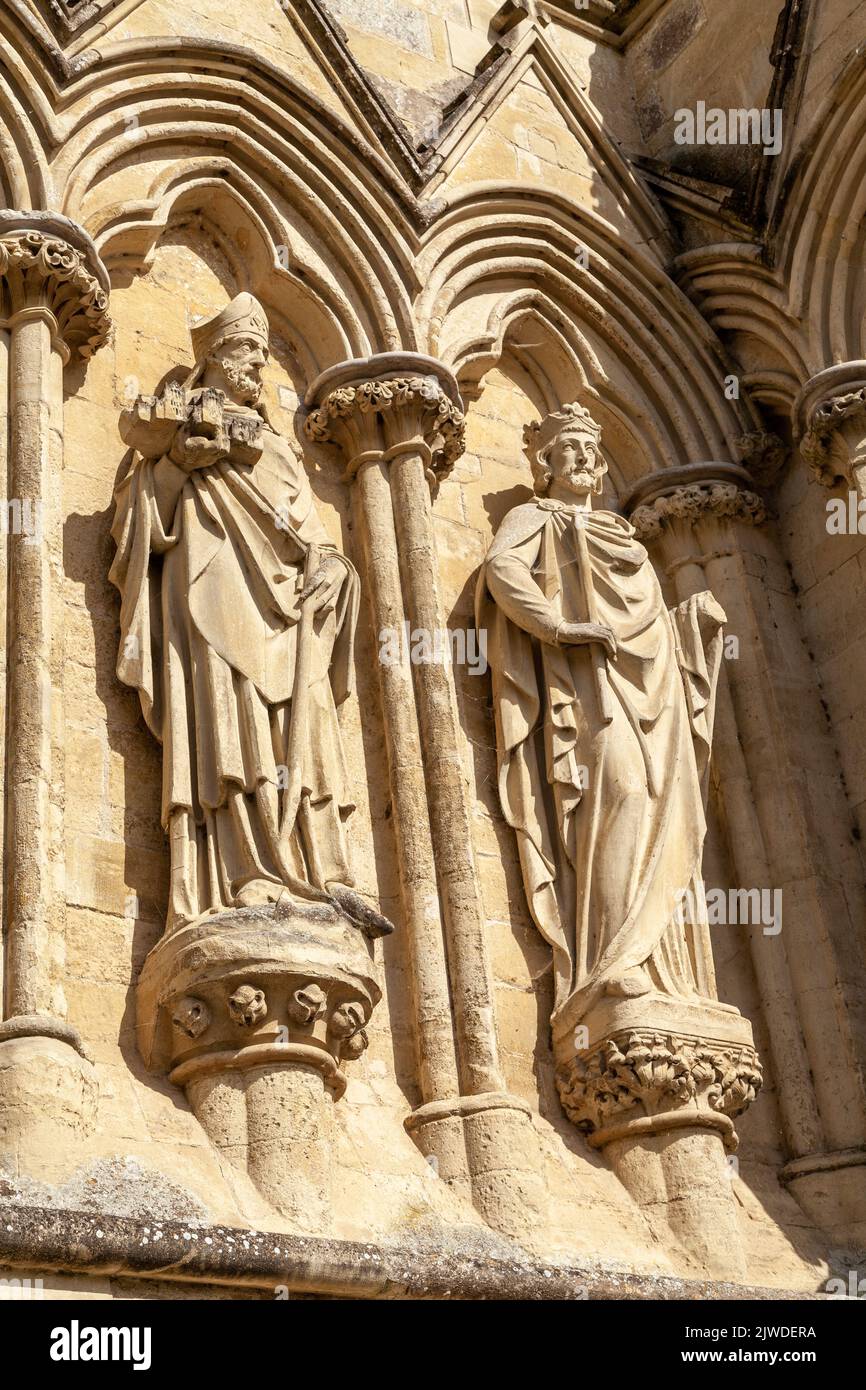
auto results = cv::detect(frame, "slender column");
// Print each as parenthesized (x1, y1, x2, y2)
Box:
(357, 455, 461, 1107)
(6, 310, 55, 1020)
(386, 441, 501, 1095)
(0, 321, 9, 1016)
(0, 212, 110, 1170)
(631, 479, 822, 1161)
(628, 466, 866, 1245)
(305, 357, 546, 1236)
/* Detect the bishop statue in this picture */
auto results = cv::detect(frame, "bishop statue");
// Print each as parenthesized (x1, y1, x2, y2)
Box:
(111, 293, 390, 940)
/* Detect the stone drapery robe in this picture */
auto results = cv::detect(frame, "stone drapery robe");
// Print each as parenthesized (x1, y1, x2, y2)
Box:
(110, 405, 359, 930)
(476, 499, 725, 1024)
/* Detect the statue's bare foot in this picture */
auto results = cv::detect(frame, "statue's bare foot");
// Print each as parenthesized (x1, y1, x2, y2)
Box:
(604, 966, 652, 998)
(327, 883, 395, 940)
(234, 879, 284, 908)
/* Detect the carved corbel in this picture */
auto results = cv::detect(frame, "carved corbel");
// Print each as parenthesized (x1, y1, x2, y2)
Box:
(734, 430, 788, 488)
(138, 900, 380, 1228)
(795, 363, 866, 498)
(555, 1003, 762, 1152)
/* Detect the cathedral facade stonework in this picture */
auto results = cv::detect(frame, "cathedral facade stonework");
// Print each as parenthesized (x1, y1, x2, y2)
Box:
(0, 0, 864, 1303)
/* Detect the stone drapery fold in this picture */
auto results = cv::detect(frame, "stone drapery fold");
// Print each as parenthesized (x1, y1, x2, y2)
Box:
(476, 500, 725, 1022)
(110, 416, 359, 926)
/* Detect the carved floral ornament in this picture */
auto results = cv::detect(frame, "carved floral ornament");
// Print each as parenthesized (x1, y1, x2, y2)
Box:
(0, 229, 111, 359)
(164, 969, 373, 1094)
(556, 1030, 763, 1146)
(800, 386, 866, 487)
(304, 375, 466, 479)
(734, 430, 788, 487)
(630, 481, 768, 542)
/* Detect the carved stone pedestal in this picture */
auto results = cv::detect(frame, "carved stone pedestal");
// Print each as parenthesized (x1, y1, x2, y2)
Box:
(137, 901, 380, 1231)
(554, 995, 762, 1279)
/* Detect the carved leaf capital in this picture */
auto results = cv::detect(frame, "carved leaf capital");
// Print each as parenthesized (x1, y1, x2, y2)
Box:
(556, 1029, 763, 1140)
(735, 430, 788, 487)
(631, 482, 767, 541)
(305, 375, 466, 480)
(801, 388, 866, 487)
(0, 229, 111, 358)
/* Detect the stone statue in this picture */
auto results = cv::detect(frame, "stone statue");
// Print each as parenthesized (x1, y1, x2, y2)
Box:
(476, 402, 726, 1030)
(111, 292, 390, 940)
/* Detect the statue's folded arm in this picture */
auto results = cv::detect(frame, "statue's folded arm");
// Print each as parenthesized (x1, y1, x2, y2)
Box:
(485, 532, 562, 645)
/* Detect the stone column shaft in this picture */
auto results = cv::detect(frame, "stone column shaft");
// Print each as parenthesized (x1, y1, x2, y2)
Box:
(708, 542, 865, 1145)
(0, 212, 110, 1175)
(0, 214, 109, 1044)
(388, 445, 502, 1095)
(655, 509, 822, 1160)
(305, 357, 549, 1238)
(629, 467, 866, 1242)
(5, 312, 58, 1018)
(0, 323, 9, 1015)
(356, 456, 461, 1104)
(305, 361, 504, 1104)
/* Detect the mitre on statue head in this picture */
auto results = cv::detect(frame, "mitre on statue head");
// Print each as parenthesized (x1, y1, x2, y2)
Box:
(190, 292, 270, 366)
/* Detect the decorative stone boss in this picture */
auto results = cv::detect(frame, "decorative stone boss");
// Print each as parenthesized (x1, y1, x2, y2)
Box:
(476, 403, 761, 1159)
(110, 294, 392, 1221)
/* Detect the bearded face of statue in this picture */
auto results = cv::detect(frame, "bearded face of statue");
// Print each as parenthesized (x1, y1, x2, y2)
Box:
(547, 429, 606, 499)
(207, 336, 268, 407)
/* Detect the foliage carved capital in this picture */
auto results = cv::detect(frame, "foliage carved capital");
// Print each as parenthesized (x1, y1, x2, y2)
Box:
(556, 1028, 763, 1149)
(630, 481, 767, 542)
(801, 388, 866, 488)
(305, 354, 466, 482)
(0, 221, 110, 359)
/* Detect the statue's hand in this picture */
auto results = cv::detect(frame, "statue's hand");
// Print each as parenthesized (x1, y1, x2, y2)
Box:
(300, 554, 345, 612)
(557, 621, 617, 659)
(693, 590, 727, 634)
(169, 422, 228, 472)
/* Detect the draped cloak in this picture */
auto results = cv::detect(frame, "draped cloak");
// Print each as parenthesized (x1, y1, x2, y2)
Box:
(110, 406, 360, 930)
(475, 499, 725, 1025)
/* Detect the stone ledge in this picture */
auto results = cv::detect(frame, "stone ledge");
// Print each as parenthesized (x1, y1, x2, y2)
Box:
(0, 1205, 825, 1301)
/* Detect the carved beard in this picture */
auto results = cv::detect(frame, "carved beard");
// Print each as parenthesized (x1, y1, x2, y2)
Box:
(562, 464, 600, 493)
(219, 357, 263, 407)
